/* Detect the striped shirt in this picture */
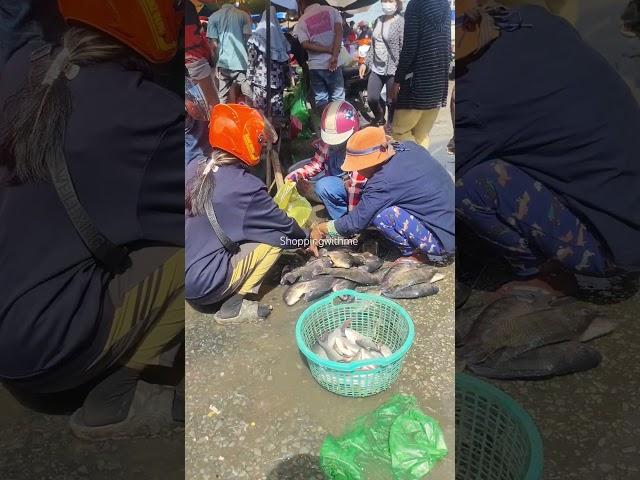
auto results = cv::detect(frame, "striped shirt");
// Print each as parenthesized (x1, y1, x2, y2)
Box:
(395, 0, 451, 110)
(286, 140, 367, 212)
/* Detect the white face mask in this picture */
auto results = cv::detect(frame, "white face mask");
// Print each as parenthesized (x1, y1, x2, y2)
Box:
(235, 2, 240, 7)
(381, 2, 396, 15)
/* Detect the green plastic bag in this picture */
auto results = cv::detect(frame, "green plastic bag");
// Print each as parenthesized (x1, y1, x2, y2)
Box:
(285, 75, 314, 140)
(320, 395, 448, 480)
(274, 180, 312, 228)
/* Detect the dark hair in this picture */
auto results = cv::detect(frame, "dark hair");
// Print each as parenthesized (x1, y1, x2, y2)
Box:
(185, 149, 242, 217)
(0, 27, 147, 184)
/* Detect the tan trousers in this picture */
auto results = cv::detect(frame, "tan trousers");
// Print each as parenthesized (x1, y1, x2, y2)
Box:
(103, 248, 185, 370)
(392, 108, 440, 150)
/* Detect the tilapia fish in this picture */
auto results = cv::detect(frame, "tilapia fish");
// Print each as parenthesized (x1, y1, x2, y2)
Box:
(468, 341, 602, 380)
(351, 252, 384, 273)
(311, 319, 392, 368)
(318, 249, 362, 269)
(281, 257, 332, 285)
(331, 279, 357, 292)
(283, 277, 335, 306)
(313, 267, 381, 286)
(457, 293, 551, 349)
(383, 283, 439, 299)
(381, 263, 444, 291)
(460, 306, 611, 365)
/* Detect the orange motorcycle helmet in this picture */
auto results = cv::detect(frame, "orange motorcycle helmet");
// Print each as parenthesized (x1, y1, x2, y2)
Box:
(57, 0, 184, 63)
(209, 104, 278, 167)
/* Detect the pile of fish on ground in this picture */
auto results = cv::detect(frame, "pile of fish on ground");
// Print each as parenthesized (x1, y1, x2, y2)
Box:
(282, 248, 444, 306)
(456, 287, 620, 380)
(311, 319, 393, 370)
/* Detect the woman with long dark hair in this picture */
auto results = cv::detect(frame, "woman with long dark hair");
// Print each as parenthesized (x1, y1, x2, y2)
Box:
(0, 1, 185, 437)
(185, 104, 308, 323)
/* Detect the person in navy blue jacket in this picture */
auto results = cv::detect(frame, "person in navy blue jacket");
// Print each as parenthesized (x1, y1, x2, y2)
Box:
(186, 104, 309, 324)
(0, 1, 185, 437)
(309, 127, 455, 263)
(455, 1, 640, 296)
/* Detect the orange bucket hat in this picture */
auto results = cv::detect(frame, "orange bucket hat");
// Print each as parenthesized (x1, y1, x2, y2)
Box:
(341, 127, 396, 172)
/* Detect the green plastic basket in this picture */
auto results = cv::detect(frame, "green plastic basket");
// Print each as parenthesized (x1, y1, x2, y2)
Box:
(455, 374, 543, 480)
(295, 290, 415, 397)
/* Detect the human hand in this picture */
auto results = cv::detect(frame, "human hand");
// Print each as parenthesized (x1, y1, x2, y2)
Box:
(388, 82, 401, 103)
(329, 55, 338, 72)
(285, 172, 297, 183)
(359, 64, 366, 79)
(308, 223, 326, 257)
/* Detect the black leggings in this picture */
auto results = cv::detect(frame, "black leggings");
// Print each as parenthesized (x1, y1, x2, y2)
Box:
(367, 72, 395, 125)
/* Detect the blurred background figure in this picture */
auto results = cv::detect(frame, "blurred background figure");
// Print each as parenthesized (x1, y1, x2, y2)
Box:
(360, 0, 405, 129)
(294, 0, 346, 115)
(247, 6, 291, 118)
(207, 0, 253, 104)
(390, 0, 451, 150)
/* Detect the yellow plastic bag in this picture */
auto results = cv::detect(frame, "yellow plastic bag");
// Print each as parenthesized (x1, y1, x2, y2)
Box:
(274, 180, 312, 228)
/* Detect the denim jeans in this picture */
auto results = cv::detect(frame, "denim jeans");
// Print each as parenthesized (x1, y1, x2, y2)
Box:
(314, 176, 348, 220)
(309, 68, 345, 110)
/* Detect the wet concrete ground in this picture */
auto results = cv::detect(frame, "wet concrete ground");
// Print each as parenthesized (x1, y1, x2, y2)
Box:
(0, 385, 184, 480)
(185, 263, 455, 480)
(484, 292, 640, 480)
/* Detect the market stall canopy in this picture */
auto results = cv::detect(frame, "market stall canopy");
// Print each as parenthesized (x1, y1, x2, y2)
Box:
(325, 0, 378, 12)
(271, 0, 297, 9)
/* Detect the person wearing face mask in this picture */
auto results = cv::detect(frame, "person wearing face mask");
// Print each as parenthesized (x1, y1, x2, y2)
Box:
(285, 101, 367, 220)
(359, 0, 404, 129)
(455, 0, 640, 297)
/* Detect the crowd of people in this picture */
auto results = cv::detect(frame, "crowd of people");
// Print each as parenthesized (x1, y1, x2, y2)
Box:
(185, 0, 455, 324)
(185, 0, 453, 157)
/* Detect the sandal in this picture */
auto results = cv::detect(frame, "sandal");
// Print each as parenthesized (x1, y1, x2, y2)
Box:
(214, 299, 271, 325)
(69, 381, 178, 440)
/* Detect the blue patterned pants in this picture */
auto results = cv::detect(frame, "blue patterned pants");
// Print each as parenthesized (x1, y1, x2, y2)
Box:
(372, 206, 447, 260)
(456, 160, 614, 277)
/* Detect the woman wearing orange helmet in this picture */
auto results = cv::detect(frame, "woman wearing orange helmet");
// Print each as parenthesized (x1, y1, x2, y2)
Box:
(0, 0, 185, 437)
(186, 104, 308, 323)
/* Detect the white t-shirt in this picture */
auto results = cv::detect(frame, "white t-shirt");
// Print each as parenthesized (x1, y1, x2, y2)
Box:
(293, 4, 343, 70)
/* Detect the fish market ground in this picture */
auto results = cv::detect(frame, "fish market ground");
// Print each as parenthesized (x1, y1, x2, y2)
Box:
(478, 291, 640, 480)
(185, 90, 456, 480)
(185, 262, 455, 480)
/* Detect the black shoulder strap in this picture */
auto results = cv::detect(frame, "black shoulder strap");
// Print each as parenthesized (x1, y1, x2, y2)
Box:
(48, 155, 131, 274)
(204, 200, 240, 254)
(31, 44, 131, 274)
